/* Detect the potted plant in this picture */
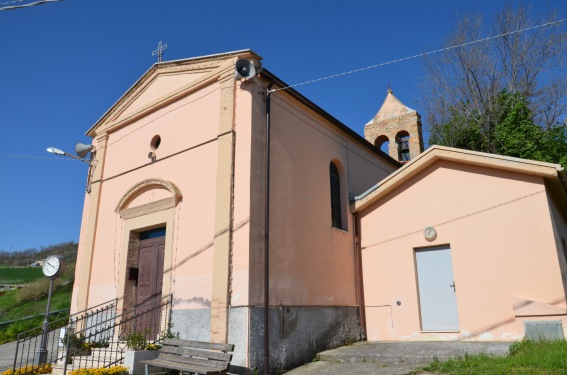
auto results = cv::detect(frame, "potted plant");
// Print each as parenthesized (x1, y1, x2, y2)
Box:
(122, 330, 160, 375)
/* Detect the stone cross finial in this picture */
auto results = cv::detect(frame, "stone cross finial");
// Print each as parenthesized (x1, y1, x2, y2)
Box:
(152, 41, 168, 63)
(386, 83, 393, 94)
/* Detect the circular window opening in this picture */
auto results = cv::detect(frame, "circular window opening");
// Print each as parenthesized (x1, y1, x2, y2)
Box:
(150, 135, 161, 150)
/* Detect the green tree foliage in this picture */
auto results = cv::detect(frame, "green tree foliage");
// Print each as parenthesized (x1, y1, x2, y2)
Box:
(423, 5, 567, 168)
(494, 92, 567, 168)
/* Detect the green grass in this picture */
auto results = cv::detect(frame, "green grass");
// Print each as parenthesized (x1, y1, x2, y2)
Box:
(0, 267, 44, 284)
(0, 284, 72, 344)
(0, 289, 18, 313)
(2, 283, 72, 319)
(416, 340, 567, 375)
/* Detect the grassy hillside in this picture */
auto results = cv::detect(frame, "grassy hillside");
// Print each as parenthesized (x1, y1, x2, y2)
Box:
(0, 264, 74, 344)
(0, 243, 77, 344)
(0, 267, 43, 284)
(0, 264, 74, 314)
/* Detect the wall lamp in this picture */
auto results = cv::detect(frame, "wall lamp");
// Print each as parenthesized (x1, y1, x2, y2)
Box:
(46, 143, 95, 193)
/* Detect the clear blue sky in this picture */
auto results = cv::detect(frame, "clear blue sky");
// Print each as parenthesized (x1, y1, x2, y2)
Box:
(0, 0, 565, 252)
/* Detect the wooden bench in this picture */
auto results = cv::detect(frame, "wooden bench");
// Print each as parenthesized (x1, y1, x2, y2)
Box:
(141, 338, 234, 375)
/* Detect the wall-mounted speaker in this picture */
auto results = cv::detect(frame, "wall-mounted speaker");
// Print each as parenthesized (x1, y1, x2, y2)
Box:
(75, 143, 94, 158)
(234, 59, 262, 80)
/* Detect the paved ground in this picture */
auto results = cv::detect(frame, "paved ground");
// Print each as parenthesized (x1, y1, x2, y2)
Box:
(284, 341, 512, 375)
(0, 340, 18, 371)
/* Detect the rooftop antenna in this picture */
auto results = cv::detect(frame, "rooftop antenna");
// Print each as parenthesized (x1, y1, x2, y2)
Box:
(152, 41, 168, 63)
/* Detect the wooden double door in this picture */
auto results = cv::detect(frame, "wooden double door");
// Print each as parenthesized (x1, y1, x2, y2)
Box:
(133, 233, 165, 339)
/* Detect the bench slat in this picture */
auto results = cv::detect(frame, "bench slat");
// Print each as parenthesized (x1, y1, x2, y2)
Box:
(156, 353, 227, 370)
(159, 345, 232, 361)
(143, 359, 217, 374)
(163, 338, 234, 352)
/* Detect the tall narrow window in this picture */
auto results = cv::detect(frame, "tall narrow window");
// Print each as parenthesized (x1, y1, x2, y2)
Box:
(330, 162, 342, 229)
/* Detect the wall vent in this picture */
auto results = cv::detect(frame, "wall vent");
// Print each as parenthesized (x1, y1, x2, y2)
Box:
(524, 321, 564, 341)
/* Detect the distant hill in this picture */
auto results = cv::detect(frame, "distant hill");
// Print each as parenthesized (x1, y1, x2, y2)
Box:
(0, 241, 77, 266)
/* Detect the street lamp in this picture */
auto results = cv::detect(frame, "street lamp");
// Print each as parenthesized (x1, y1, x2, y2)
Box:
(46, 143, 94, 192)
(46, 144, 92, 163)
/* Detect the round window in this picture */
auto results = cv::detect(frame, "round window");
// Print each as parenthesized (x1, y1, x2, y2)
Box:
(150, 135, 161, 150)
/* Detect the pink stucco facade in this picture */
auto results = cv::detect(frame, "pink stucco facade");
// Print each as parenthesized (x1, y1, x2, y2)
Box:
(70, 50, 567, 373)
(356, 149, 567, 341)
(71, 50, 399, 373)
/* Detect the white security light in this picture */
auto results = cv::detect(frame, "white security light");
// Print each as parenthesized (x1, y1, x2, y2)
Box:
(46, 147, 65, 155)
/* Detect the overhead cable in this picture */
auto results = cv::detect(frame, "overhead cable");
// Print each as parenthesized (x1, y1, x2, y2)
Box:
(0, 0, 25, 5)
(0, 153, 73, 160)
(271, 18, 567, 93)
(0, 0, 62, 11)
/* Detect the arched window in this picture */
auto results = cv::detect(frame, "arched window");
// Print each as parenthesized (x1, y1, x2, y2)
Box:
(329, 162, 342, 229)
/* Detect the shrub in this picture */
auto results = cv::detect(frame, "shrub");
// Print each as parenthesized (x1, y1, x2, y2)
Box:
(1, 364, 52, 375)
(16, 278, 65, 304)
(68, 366, 128, 375)
(124, 330, 148, 351)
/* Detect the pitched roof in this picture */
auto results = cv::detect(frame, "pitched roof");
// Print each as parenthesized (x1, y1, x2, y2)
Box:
(86, 49, 261, 136)
(352, 145, 567, 212)
(366, 89, 416, 125)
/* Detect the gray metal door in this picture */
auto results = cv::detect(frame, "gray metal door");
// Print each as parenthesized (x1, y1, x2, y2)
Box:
(416, 246, 459, 331)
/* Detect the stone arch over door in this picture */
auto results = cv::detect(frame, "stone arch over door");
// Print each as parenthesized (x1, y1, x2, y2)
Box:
(115, 179, 182, 317)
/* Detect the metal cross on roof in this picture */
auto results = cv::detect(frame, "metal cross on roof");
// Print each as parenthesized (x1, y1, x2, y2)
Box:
(152, 41, 168, 63)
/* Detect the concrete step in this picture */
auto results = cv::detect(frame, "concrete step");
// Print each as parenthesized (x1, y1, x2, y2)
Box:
(317, 341, 511, 365)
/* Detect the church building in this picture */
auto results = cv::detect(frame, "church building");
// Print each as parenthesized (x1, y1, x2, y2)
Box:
(70, 49, 567, 374)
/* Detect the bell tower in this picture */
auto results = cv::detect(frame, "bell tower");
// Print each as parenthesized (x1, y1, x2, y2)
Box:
(364, 89, 424, 163)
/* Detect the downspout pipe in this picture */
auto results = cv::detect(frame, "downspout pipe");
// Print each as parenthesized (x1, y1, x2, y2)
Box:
(264, 80, 274, 375)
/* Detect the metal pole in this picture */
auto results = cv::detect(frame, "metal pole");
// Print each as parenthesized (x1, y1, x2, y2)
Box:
(264, 82, 273, 375)
(37, 278, 54, 364)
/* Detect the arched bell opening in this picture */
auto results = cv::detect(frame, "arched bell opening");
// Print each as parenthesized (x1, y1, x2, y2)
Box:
(374, 135, 390, 155)
(395, 130, 410, 162)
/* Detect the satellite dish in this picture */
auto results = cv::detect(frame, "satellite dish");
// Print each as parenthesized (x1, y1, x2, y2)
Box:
(75, 143, 93, 158)
(234, 59, 262, 80)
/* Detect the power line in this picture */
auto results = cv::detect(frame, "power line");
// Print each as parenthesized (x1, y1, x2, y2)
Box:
(0, 0, 25, 5)
(0, 0, 62, 11)
(0, 153, 74, 160)
(271, 18, 567, 93)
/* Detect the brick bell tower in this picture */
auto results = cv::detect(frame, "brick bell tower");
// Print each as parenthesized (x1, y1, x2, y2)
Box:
(364, 89, 424, 163)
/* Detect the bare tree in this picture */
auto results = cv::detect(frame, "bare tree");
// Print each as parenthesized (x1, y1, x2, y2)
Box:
(422, 5, 567, 152)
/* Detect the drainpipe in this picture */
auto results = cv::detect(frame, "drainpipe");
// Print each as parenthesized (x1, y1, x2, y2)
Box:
(264, 80, 274, 375)
(353, 212, 367, 340)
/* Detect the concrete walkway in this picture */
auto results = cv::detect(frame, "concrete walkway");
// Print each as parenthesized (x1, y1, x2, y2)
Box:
(0, 340, 18, 371)
(285, 341, 512, 374)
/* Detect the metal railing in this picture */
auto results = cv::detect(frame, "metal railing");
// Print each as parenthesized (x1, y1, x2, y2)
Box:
(0, 308, 70, 330)
(11, 299, 117, 374)
(11, 295, 172, 374)
(62, 295, 172, 374)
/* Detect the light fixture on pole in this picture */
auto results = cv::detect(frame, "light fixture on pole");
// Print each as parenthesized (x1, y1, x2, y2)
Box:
(46, 143, 93, 163)
(46, 143, 95, 192)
